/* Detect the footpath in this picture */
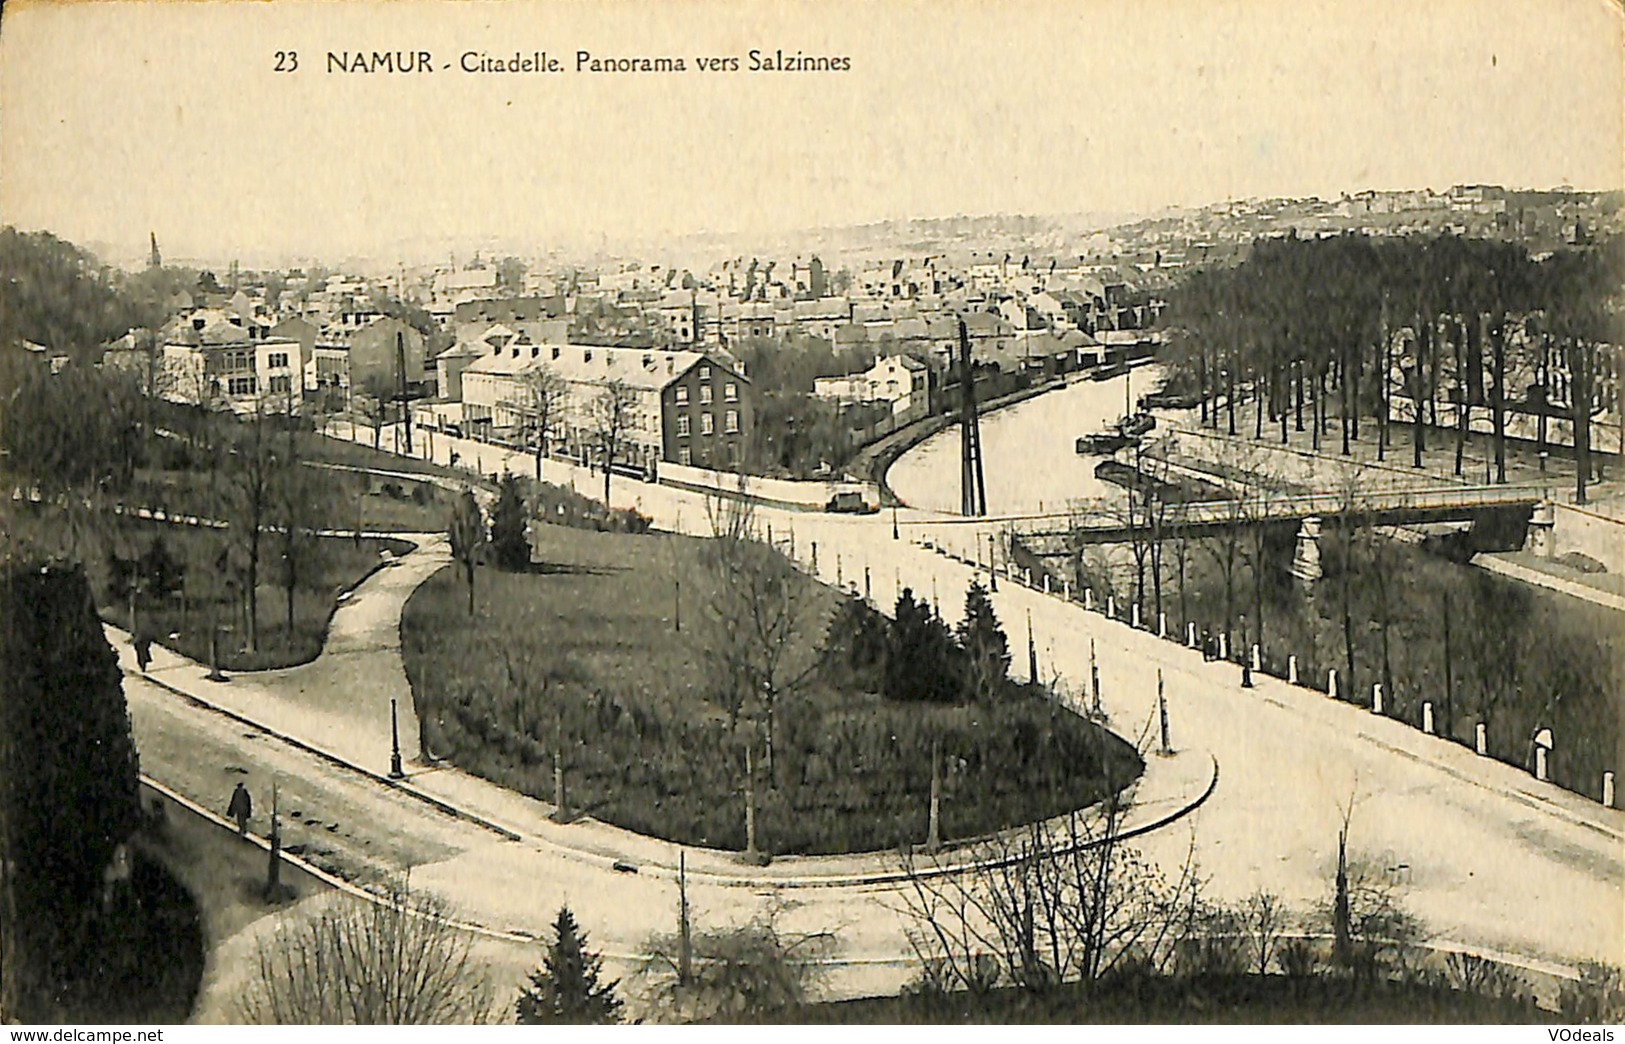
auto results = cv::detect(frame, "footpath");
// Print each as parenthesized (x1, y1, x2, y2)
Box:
(116, 527, 1218, 891)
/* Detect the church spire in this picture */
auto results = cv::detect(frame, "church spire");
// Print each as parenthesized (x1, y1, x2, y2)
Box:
(148, 231, 161, 269)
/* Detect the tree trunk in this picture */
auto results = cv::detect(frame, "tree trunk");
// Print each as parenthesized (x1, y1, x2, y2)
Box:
(1454, 317, 1468, 477)
(1573, 339, 1593, 505)
(1226, 358, 1237, 435)
(1492, 315, 1507, 483)
(1294, 358, 1305, 432)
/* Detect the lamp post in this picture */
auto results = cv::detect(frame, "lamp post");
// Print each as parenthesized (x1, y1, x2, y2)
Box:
(891, 501, 899, 540)
(389, 697, 405, 778)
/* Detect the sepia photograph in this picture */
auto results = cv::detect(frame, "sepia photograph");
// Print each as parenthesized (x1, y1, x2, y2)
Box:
(0, 0, 1621, 1029)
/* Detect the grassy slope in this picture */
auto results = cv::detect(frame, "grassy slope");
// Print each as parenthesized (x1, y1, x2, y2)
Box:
(403, 523, 1141, 855)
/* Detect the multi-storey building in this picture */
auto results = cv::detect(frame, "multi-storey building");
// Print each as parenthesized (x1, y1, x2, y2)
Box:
(457, 333, 754, 474)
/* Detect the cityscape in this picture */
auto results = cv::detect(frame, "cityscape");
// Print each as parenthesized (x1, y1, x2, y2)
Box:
(0, 0, 1622, 1030)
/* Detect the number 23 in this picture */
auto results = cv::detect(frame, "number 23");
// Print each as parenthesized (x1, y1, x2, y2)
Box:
(274, 51, 298, 73)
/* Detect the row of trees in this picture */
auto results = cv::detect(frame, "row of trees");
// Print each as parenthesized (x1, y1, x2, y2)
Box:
(825, 580, 1015, 705)
(1163, 233, 1622, 502)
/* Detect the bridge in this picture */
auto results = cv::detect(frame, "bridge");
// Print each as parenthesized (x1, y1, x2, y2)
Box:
(1009, 482, 1551, 547)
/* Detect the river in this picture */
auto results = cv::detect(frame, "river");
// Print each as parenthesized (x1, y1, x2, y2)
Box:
(886, 368, 1622, 798)
(887, 367, 1162, 515)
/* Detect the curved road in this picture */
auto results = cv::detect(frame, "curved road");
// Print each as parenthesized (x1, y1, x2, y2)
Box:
(129, 402, 1622, 1021)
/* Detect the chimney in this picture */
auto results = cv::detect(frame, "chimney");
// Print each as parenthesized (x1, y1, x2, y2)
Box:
(666, 355, 674, 374)
(643, 353, 653, 368)
(551, 345, 560, 360)
(531, 345, 539, 358)
(583, 348, 592, 363)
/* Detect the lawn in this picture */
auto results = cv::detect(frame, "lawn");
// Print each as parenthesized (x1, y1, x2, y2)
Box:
(2, 503, 414, 670)
(401, 524, 1140, 856)
(126, 458, 452, 535)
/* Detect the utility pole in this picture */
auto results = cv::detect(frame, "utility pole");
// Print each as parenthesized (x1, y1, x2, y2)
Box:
(958, 318, 987, 517)
(396, 330, 414, 456)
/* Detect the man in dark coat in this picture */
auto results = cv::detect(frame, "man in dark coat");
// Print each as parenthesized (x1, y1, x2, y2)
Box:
(228, 781, 253, 835)
(133, 633, 153, 674)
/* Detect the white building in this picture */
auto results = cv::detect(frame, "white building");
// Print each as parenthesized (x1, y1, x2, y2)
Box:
(812, 353, 930, 422)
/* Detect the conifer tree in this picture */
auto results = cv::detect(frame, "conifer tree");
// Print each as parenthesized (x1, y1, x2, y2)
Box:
(515, 906, 622, 1025)
(488, 474, 530, 572)
(0, 559, 141, 1016)
(956, 579, 1010, 701)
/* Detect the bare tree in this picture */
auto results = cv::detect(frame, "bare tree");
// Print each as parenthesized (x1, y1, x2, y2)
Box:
(699, 489, 822, 786)
(638, 901, 835, 1023)
(236, 879, 496, 1024)
(896, 768, 1199, 996)
(504, 363, 568, 482)
(1240, 890, 1286, 978)
(224, 399, 287, 653)
(589, 378, 640, 505)
(448, 489, 486, 616)
(272, 415, 317, 644)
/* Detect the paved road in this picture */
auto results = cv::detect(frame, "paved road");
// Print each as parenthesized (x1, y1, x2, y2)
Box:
(128, 419, 1621, 1016)
(359, 421, 1624, 971)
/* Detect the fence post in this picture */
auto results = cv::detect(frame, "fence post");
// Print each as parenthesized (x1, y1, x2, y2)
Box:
(1288, 654, 1298, 685)
(1218, 632, 1229, 661)
(1085, 588, 1095, 610)
(1328, 668, 1338, 700)
(1372, 683, 1384, 715)
(1187, 622, 1197, 648)
(1063, 578, 1071, 602)
(1533, 728, 1553, 782)
(1107, 595, 1117, 619)
(1158, 612, 1167, 639)
(1250, 644, 1261, 672)
(1422, 701, 1435, 735)
(1043, 574, 1051, 595)
(1605, 771, 1616, 809)
(1131, 603, 1142, 629)
(1475, 722, 1488, 756)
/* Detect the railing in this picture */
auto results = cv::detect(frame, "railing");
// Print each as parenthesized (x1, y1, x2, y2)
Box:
(901, 483, 1551, 534)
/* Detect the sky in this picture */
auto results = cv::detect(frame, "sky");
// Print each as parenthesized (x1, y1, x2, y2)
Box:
(1, 0, 1621, 267)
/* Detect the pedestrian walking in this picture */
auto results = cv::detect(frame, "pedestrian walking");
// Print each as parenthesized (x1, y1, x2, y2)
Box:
(228, 781, 253, 836)
(133, 633, 152, 674)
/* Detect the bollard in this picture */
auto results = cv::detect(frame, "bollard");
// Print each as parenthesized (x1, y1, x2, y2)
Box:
(1605, 771, 1616, 809)
(1218, 633, 1229, 661)
(1475, 722, 1487, 756)
(1158, 612, 1167, 639)
(1023, 567, 1031, 587)
(1107, 595, 1117, 619)
(1131, 603, 1142, 629)
(1288, 655, 1299, 685)
(1250, 644, 1261, 672)
(1187, 622, 1197, 648)
(1085, 589, 1095, 610)
(1533, 727, 1553, 783)
(1328, 669, 1339, 699)
(1535, 746, 1549, 783)
(1372, 683, 1384, 715)
(1422, 701, 1435, 735)
(1063, 578, 1071, 602)
(1043, 574, 1051, 595)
